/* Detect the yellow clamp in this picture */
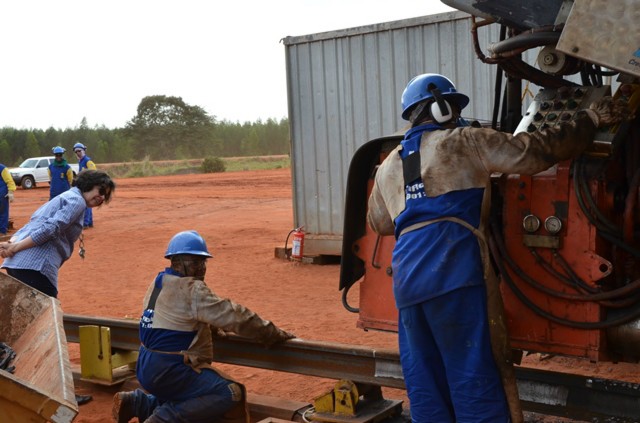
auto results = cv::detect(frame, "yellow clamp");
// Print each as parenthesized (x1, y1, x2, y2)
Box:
(79, 325, 138, 385)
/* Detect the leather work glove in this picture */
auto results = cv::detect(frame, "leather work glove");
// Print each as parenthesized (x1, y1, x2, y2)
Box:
(213, 327, 229, 338)
(264, 329, 296, 348)
(5, 191, 13, 203)
(589, 96, 631, 127)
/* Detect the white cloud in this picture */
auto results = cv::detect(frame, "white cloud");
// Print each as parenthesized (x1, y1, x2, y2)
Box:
(0, 0, 454, 129)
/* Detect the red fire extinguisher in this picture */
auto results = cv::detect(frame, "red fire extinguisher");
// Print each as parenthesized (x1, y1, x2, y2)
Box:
(290, 227, 305, 261)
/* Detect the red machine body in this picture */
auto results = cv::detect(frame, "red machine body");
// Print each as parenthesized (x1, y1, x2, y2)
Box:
(339, 0, 640, 364)
(347, 113, 640, 363)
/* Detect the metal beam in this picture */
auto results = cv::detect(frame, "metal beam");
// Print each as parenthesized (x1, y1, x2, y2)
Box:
(63, 314, 405, 388)
(63, 314, 640, 422)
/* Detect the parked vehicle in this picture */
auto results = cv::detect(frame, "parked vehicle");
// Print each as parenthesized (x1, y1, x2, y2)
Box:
(9, 156, 79, 189)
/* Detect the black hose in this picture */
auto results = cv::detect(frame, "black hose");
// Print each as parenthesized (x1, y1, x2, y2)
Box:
(500, 57, 578, 89)
(572, 161, 640, 257)
(283, 229, 296, 260)
(492, 222, 640, 303)
(491, 25, 506, 130)
(575, 160, 619, 235)
(529, 248, 599, 294)
(489, 232, 640, 329)
(488, 31, 560, 56)
(551, 250, 601, 294)
(531, 249, 640, 308)
(341, 284, 359, 313)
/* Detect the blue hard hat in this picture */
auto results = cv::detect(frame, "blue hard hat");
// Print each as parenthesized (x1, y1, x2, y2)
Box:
(401, 73, 470, 120)
(73, 142, 87, 150)
(165, 230, 213, 258)
(52, 146, 66, 154)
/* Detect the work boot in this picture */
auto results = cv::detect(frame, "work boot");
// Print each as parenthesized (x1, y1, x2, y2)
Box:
(112, 391, 137, 423)
(75, 394, 93, 405)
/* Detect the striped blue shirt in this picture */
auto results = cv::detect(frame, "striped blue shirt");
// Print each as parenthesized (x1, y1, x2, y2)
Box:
(2, 187, 85, 289)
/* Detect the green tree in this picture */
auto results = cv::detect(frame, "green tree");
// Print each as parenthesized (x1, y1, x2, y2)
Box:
(0, 140, 11, 165)
(42, 127, 63, 151)
(109, 134, 134, 163)
(94, 140, 108, 164)
(240, 128, 260, 156)
(24, 132, 40, 157)
(125, 95, 216, 160)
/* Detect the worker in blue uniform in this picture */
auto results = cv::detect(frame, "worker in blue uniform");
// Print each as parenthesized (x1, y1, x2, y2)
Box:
(48, 146, 74, 200)
(73, 142, 97, 228)
(0, 163, 17, 235)
(366, 73, 630, 423)
(112, 230, 295, 423)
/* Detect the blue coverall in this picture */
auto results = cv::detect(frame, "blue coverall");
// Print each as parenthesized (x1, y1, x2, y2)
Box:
(48, 160, 73, 200)
(367, 106, 606, 422)
(393, 124, 509, 422)
(77, 154, 96, 227)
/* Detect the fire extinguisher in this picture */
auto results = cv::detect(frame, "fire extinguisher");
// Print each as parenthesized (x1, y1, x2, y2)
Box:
(290, 227, 305, 261)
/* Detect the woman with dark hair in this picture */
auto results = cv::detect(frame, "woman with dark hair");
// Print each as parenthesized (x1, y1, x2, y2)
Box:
(0, 169, 115, 298)
(0, 169, 115, 405)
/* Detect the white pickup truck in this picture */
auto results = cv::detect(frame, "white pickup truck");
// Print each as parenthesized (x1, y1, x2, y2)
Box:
(9, 156, 80, 189)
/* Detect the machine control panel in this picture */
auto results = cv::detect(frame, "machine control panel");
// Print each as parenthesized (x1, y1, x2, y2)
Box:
(515, 85, 612, 140)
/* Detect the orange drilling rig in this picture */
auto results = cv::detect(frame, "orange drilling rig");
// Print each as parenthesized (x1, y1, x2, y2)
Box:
(340, 0, 640, 366)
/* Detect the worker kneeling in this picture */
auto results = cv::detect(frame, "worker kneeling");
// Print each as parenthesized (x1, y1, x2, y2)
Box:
(113, 230, 295, 423)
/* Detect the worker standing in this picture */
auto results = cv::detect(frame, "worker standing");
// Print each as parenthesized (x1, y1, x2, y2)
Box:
(0, 163, 16, 235)
(0, 169, 116, 405)
(73, 142, 97, 228)
(48, 146, 74, 200)
(112, 230, 295, 423)
(366, 73, 630, 423)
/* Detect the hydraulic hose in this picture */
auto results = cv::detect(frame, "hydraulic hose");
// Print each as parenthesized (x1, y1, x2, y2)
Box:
(574, 160, 619, 235)
(491, 25, 507, 130)
(341, 283, 359, 313)
(488, 230, 640, 329)
(492, 222, 640, 304)
(488, 31, 561, 57)
(573, 160, 640, 257)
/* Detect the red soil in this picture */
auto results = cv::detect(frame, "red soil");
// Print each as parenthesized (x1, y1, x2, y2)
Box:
(4, 168, 637, 422)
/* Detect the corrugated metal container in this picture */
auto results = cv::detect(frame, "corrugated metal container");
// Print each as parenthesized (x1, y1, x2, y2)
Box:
(282, 11, 530, 256)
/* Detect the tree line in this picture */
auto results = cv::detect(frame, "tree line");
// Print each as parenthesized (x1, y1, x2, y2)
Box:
(0, 95, 290, 166)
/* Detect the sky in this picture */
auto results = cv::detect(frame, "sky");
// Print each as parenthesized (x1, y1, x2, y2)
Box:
(1, 1, 455, 130)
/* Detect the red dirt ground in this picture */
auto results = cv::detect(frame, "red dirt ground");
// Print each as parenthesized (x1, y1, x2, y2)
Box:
(4, 168, 639, 422)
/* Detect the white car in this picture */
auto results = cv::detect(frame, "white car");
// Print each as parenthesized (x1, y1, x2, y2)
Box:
(9, 156, 80, 189)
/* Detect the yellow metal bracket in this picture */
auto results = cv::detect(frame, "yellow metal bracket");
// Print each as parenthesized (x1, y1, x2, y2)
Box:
(314, 380, 359, 416)
(312, 380, 402, 423)
(79, 325, 138, 385)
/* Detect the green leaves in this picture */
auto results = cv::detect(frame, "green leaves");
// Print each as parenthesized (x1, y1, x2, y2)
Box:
(0, 96, 290, 165)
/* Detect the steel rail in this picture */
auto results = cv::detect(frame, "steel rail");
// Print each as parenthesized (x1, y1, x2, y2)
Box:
(63, 314, 404, 388)
(63, 314, 640, 422)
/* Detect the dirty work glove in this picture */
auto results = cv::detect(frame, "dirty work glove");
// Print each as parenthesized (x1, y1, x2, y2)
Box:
(588, 96, 631, 127)
(213, 327, 229, 338)
(5, 191, 13, 203)
(264, 328, 296, 348)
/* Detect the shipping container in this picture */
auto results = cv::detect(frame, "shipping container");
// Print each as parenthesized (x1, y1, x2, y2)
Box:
(282, 11, 534, 256)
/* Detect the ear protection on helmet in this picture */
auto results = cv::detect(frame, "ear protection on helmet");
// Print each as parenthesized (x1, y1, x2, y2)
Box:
(401, 73, 469, 121)
(428, 84, 453, 123)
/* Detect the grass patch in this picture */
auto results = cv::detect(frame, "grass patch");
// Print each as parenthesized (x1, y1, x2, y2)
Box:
(223, 156, 290, 172)
(100, 155, 290, 178)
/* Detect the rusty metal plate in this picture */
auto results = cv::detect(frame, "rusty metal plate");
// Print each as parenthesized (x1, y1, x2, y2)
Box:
(557, 0, 640, 77)
(0, 273, 78, 422)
